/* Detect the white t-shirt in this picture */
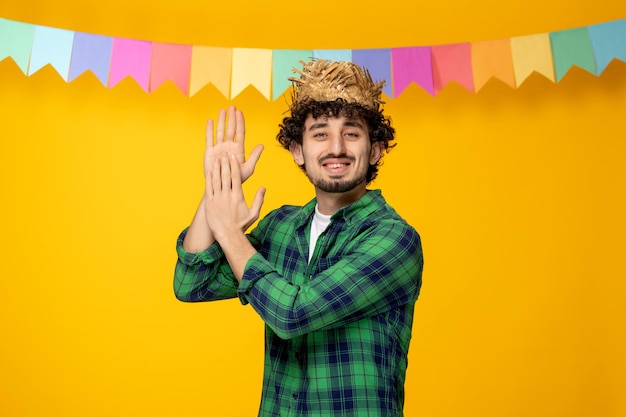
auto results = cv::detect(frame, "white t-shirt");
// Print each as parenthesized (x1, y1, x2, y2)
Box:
(308, 205, 332, 262)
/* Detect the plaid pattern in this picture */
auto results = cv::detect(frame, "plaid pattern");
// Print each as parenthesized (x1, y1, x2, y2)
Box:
(175, 190, 423, 416)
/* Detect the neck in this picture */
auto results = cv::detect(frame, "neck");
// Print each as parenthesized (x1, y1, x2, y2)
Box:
(315, 186, 367, 215)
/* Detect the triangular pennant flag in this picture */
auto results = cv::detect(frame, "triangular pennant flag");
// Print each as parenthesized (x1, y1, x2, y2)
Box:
(2, 16, 625, 99)
(431, 43, 474, 93)
(550, 27, 596, 82)
(588, 19, 626, 74)
(150, 42, 193, 94)
(0, 18, 35, 74)
(471, 39, 516, 91)
(313, 50, 353, 62)
(272, 49, 312, 100)
(391, 46, 433, 96)
(353, 49, 393, 98)
(69, 32, 113, 86)
(510, 33, 555, 86)
(231, 48, 272, 99)
(109, 38, 152, 91)
(28, 25, 74, 80)
(189, 46, 232, 97)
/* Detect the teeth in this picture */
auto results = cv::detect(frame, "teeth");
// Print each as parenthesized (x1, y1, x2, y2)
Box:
(327, 163, 346, 168)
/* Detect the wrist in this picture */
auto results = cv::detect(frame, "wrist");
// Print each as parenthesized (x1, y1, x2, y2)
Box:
(216, 231, 257, 282)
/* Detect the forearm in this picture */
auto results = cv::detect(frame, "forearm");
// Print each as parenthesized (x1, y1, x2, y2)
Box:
(217, 230, 258, 282)
(182, 197, 215, 253)
(242, 268, 419, 340)
(174, 258, 238, 301)
(238, 223, 423, 340)
(174, 229, 239, 302)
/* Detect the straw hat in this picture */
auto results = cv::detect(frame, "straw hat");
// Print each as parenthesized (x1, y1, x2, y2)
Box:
(288, 59, 386, 111)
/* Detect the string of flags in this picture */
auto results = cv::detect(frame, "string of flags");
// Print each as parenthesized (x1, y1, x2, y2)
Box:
(1, 17, 625, 99)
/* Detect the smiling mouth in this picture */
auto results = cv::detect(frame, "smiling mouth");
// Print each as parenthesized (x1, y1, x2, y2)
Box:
(324, 162, 349, 169)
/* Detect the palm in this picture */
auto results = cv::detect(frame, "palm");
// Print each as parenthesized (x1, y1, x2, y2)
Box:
(204, 141, 246, 177)
(204, 106, 263, 182)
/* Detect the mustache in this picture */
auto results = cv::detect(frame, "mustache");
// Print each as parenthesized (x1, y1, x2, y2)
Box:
(319, 154, 356, 164)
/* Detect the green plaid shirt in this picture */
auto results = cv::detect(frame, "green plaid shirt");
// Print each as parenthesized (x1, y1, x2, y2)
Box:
(175, 190, 423, 416)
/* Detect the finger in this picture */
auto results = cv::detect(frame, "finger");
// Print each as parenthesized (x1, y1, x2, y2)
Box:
(249, 187, 266, 219)
(211, 157, 221, 195)
(204, 119, 216, 177)
(229, 154, 243, 198)
(226, 105, 237, 142)
(235, 109, 245, 144)
(220, 154, 231, 193)
(247, 144, 264, 170)
(205, 119, 215, 150)
(215, 109, 227, 144)
(205, 160, 215, 199)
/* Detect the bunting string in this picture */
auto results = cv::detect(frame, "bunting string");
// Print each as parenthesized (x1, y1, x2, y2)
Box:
(1, 17, 625, 99)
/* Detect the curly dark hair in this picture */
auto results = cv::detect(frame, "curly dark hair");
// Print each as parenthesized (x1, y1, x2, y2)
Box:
(276, 99, 396, 184)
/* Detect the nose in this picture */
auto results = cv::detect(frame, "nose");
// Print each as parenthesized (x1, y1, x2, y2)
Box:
(329, 132, 346, 155)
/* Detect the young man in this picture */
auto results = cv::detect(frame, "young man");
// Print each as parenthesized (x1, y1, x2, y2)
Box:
(174, 60, 424, 416)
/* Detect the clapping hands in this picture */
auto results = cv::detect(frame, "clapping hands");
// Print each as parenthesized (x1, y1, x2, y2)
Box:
(203, 106, 266, 239)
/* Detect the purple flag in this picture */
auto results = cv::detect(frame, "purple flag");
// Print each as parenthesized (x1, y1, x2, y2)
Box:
(69, 33, 113, 85)
(352, 49, 392, 98)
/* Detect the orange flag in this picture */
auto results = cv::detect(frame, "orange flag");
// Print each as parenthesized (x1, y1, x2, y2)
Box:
(189, 46, 233, 97)
(471, 39, 516, 91)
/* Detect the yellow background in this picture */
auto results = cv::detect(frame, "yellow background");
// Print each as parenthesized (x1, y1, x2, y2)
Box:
(1, 1, 625, 416)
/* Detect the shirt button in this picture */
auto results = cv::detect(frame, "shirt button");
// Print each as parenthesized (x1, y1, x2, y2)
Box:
(292, 393, 298, 399)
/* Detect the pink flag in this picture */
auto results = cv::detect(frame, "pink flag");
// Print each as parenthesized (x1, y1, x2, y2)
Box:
(431, 43, 474, 94)
(391, 47, 434, 96)
(150, 42, 193, 94)
(109, 38, 152, 91)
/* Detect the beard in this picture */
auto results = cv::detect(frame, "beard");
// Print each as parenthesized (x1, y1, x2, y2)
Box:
(309, 176, 366, 193)
(303, 162, 368, 193)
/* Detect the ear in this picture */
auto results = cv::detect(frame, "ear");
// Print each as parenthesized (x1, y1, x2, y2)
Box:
(289, 142, 304, 166)
(369, 142, 383, 165)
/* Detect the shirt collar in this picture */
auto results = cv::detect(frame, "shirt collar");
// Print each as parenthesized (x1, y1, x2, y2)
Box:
(296, 189, 385, 228)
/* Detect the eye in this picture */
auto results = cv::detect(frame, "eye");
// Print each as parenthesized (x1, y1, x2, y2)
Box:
(344, 131, 360, 139)
(312, 132, 327, 139)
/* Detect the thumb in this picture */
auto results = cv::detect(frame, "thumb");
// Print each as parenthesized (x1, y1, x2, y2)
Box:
(247, 145, 264, 169)
(250, 187, 266, 218)
(242, 187, 266, 232)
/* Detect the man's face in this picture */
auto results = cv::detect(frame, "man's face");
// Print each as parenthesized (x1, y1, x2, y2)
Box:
(290, 114, 381, 194)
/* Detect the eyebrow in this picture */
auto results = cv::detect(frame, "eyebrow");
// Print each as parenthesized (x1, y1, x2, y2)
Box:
(307, 120, 366, 131)
(307, 122, 328, 131)
(343, 120, 365, 129)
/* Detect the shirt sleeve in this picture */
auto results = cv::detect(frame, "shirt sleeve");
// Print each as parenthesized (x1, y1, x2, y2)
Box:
(237, 219, 423, 340)
(173, 228, 239, 302)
